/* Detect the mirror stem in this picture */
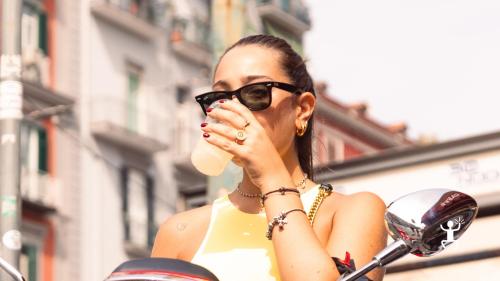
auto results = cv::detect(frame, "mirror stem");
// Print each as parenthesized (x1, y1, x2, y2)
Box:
(338, 240, 410, 281)
(0, 256, 25, 281)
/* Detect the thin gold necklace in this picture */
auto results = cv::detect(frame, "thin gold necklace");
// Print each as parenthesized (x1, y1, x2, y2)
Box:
(297, 173, 308, 189)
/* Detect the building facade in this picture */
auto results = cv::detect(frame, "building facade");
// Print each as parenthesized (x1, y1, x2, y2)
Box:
(7, 0, 212, 280)
(80, 0, 212, 280)
(15, 0, 77, 280)
(316, 131, 500, 280)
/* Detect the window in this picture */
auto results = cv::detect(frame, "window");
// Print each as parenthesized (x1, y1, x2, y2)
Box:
(328, 141, 336, 162)
(176, 86, 190, 104)
(20, 122, 49, 202)
(20, 244, 38, 281)
(22, 1, 48, 56)
(126, 63, 142, 132)
(21, 122, 48, 173)
(180, 188, 207, 210)
(21, 1, 49, 85)
(120, 167, 155, 248)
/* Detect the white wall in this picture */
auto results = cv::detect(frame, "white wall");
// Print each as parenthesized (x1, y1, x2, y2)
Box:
(331, 149, 500, 204)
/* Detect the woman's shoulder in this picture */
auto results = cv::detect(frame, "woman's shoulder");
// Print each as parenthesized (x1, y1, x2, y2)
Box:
(151, 204, 213, 258)
(159, 204, 213, 238)
(319, 189, 386, 218)
(340, 191, 385, 207)
(332, 191, 386, 219)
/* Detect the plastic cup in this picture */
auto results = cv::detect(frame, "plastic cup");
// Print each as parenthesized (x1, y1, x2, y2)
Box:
(191, 137, 233, 176)
(191, 99, 233, 176)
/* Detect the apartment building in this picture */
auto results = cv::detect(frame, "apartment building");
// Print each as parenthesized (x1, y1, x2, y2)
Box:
(4, 0, 211, 280)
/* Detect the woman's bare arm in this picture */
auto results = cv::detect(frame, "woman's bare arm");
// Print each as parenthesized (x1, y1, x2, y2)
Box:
(151, 214, 184, 258)
(151, 205, 211, 259)
(327, 192, 388, 281)
(262, 171, 387, 281)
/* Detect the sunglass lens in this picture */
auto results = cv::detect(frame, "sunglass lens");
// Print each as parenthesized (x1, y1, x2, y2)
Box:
(240, 84, 270, 110)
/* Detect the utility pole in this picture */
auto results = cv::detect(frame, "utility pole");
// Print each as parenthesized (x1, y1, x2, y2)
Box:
(0, 0, 24, 279)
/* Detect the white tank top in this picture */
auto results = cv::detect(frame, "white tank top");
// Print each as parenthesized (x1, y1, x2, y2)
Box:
(190, 184, 321, 281)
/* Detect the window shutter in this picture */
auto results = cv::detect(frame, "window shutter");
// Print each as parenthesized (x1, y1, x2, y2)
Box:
(37, 127, 48, 172)
(38, 11, 48, 55)
(146, 175, 155, 248)
(120, 167, 130, 241)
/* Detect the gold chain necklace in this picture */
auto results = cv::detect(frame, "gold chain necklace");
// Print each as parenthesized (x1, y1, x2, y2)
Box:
(307, 183, 333, 225)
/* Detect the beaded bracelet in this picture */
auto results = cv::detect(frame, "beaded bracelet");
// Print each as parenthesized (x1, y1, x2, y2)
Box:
(260, 187, 300, 206)
(266, 208, 307, 240)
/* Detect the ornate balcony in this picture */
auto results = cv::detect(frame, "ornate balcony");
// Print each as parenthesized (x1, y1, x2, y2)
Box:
(256, 0, 311, 36)
(172, 121, 200, 172)
(21, 168, 60, 214)
(170, 16, 212, 67)
(90, 97, 169, 154)
(90, 0, 163, 40)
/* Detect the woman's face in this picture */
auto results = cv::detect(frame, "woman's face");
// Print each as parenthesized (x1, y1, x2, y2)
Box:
(213, 44, 298, 156)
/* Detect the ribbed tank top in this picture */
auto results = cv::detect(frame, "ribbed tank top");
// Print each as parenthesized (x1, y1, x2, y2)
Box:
(190, 184, 321, 281)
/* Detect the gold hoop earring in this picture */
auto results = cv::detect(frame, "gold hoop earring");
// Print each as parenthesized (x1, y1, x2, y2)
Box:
(296, 121, 308, 137)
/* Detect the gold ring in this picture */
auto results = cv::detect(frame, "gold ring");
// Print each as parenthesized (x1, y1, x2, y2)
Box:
(236, 130, 247, 142)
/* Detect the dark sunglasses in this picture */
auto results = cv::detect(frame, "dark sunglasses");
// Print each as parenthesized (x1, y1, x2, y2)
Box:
(195, 81, 303, 115)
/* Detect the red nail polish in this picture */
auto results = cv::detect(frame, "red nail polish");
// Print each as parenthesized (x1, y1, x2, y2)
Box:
(201, 122, 207, 127)
(219, 100, 225, 103)
(206, 108, 213, 113)
(203, 133, 210, 138)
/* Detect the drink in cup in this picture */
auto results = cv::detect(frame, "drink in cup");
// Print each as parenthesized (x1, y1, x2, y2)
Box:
(191, 100, 233, 176)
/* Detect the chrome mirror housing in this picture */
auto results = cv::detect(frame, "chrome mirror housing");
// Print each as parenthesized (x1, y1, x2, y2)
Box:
(385, 188, 478, 257)
(339, 188, 478, 281)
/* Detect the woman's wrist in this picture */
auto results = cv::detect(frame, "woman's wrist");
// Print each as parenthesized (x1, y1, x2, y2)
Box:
(259, 169, 295, 194)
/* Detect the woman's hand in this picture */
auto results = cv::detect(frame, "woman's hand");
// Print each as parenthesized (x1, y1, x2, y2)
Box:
(200, 98, 291, 191)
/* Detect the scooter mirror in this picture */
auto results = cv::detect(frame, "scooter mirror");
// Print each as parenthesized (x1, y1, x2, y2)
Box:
(0, 256, 25, 281)
(385, 188, 478, 257)
(339, 188, 478, 281)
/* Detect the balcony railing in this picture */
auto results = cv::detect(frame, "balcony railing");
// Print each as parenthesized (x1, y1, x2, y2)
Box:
(105, 0, 157, 25)
(21, 49, 50, 88)
(170, 16, 212, 66)
(91, 0, 164, 39)
(172, 107, 204, 170)
(171, 16, 211, 50)
(173, 123, 199, 158)
(256, 0, 311, 33)
(89, 97, 169, 153)
(21, 168, 59, 211)
(257, 0, 311, 24)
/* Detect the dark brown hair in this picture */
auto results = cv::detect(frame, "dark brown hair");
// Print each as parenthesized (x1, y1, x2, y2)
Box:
(216, 34, 316, 180)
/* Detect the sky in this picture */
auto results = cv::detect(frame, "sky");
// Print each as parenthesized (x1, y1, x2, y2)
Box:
(304, 0, 500, 141)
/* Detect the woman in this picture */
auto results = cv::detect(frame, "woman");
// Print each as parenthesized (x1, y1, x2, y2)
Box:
(152, 35, 387, 281)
